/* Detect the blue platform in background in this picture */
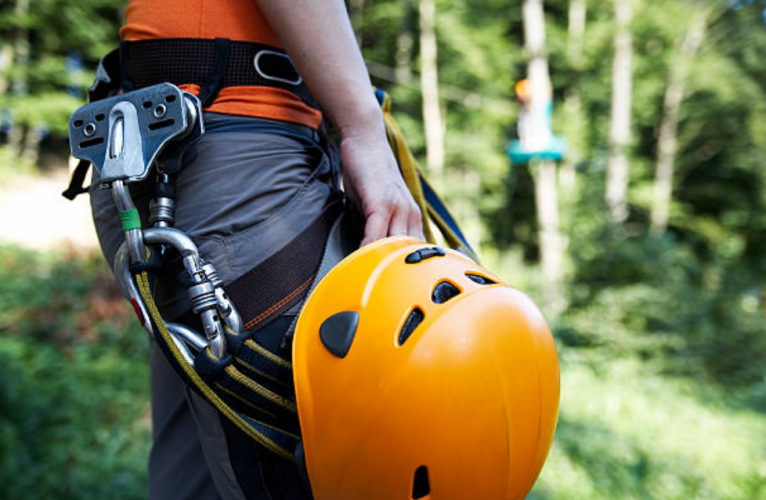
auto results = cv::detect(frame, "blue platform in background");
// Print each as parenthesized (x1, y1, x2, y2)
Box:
(507, 136, 567, 164)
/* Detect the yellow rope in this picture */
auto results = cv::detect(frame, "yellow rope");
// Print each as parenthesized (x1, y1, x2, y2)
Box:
(233, 356, 287, 386)
(224, 365, 297, 413)
(135, 272, 294, 461)
(244, 339, 292, 370)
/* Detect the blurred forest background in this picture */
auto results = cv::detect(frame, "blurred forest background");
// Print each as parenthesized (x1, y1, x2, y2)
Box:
(0, 0, 765, 498)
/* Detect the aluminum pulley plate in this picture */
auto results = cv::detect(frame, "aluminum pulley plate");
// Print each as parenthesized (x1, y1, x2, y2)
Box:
(68, 83, 203, 185)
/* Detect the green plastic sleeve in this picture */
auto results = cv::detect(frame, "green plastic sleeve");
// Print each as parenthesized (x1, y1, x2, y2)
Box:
(120, 208, 142, 231)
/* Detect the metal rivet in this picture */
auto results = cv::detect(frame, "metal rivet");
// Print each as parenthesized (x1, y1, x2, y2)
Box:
(153, 104, 167, 118)
(83, 123, 96, 137)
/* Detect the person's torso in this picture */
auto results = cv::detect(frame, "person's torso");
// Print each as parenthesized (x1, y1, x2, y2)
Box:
(121, 0, 322, 129)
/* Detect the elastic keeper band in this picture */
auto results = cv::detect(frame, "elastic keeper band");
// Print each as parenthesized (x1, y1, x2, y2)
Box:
(120, 208, 142, 231)
(195, 348, 233, 383)
(224, 327, 247, 356)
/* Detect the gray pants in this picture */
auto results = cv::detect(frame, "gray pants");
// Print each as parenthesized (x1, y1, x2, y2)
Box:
(90, 113, 340, 500)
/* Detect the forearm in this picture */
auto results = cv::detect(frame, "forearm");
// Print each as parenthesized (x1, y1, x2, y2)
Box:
(254, 0, 383, 138)
(254, 0, 423, 244)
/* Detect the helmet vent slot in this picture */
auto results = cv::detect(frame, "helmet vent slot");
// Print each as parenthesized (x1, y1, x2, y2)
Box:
(398, 308, 424, 346)
(412, 465, 430, 499)
(466, 273, 497, 285)
(432, 281, 460, 304)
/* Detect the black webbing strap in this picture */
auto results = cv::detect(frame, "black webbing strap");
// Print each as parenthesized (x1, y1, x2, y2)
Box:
(64, 39, 321, 200)
(198, 38, 231, 107)
(62, 159, 93, 200)
(240, 414, 300, 455)
(120, 37, 319, 111)
(225, 198, 342, 334)
(89, 48, 122, 102)
(214, 366, 299, 423)
(235, 340, 292, 385)
(63, 49, 123, 200)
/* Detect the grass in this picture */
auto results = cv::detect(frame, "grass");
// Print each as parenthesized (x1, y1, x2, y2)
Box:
(0, 146, 38, 185)
(488, 239, 766, 499)
(532, 354, 766, 500)
(0, 245, 151, 500)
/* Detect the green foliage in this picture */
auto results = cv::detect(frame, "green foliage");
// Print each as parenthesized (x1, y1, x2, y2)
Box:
(0, 0, 124, 136)
(0, 246, 150, 500)
(1, 92, 82, 132)
(532, 357, 766, 500)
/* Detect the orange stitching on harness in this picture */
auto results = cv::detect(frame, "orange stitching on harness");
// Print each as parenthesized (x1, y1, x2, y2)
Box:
(243, 275, 314, 331)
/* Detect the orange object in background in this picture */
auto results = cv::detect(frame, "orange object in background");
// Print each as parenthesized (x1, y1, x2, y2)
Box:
(293, 237, 560, 500)
(515, 78, 531, 103)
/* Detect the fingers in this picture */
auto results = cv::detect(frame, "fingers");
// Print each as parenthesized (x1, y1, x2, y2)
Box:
(392, 201, 424, 242)
(360, 210, 389, 247)
(361, 199, 424, 247)
(387, 207, 409, 239)
(407, 204, 426, 242)
(338, 135, 425, 247)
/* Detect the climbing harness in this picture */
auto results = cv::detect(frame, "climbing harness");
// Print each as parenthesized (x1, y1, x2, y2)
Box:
(69, 82, 304, 459)
(63, 39, 475, 260)
(63, 37, 319, 200)
(119, 38, 320, 110)
(64, 37, 486, 470)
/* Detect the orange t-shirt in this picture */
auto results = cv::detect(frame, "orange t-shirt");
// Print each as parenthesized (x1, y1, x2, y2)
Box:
(120, 0, 322, 129)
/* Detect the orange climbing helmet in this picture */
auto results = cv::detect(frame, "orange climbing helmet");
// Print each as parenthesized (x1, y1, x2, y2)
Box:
(292, 237, 560, 500)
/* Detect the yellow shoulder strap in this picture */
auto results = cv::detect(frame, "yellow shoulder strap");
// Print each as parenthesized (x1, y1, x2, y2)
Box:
(376, 88, 480, 262)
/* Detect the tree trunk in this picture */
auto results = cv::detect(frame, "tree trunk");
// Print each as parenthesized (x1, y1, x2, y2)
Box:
(0, 44, 13, 95)
(560, 0, 587, 191)
(396, 0, 415, 84)
(567, 0, 586, 68)
(22, 127, 42, 166)
(5, 0, 30, 166)
(651, 9, 707, 234)
(419, 0, 445, 176)
(605, 0, 633, 224)
(12, 0, 29, 97)
(523, 0, 565, 315)
(349, 0, 365, 49)
(535, 159, 564, 313)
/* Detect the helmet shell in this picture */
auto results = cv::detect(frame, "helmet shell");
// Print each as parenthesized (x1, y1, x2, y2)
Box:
(293, 237, 559, 500)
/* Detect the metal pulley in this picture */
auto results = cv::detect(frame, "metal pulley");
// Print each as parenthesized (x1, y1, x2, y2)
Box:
(70, 83, 236, 362)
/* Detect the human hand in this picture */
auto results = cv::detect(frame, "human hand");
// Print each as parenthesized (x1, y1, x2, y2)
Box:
(339, 129, 424, 247)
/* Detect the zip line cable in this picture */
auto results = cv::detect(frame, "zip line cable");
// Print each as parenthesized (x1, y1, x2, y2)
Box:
(365, 60, 512, 111)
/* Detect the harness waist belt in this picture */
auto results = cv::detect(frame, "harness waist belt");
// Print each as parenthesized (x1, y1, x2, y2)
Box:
(121, 38, 319, 110)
